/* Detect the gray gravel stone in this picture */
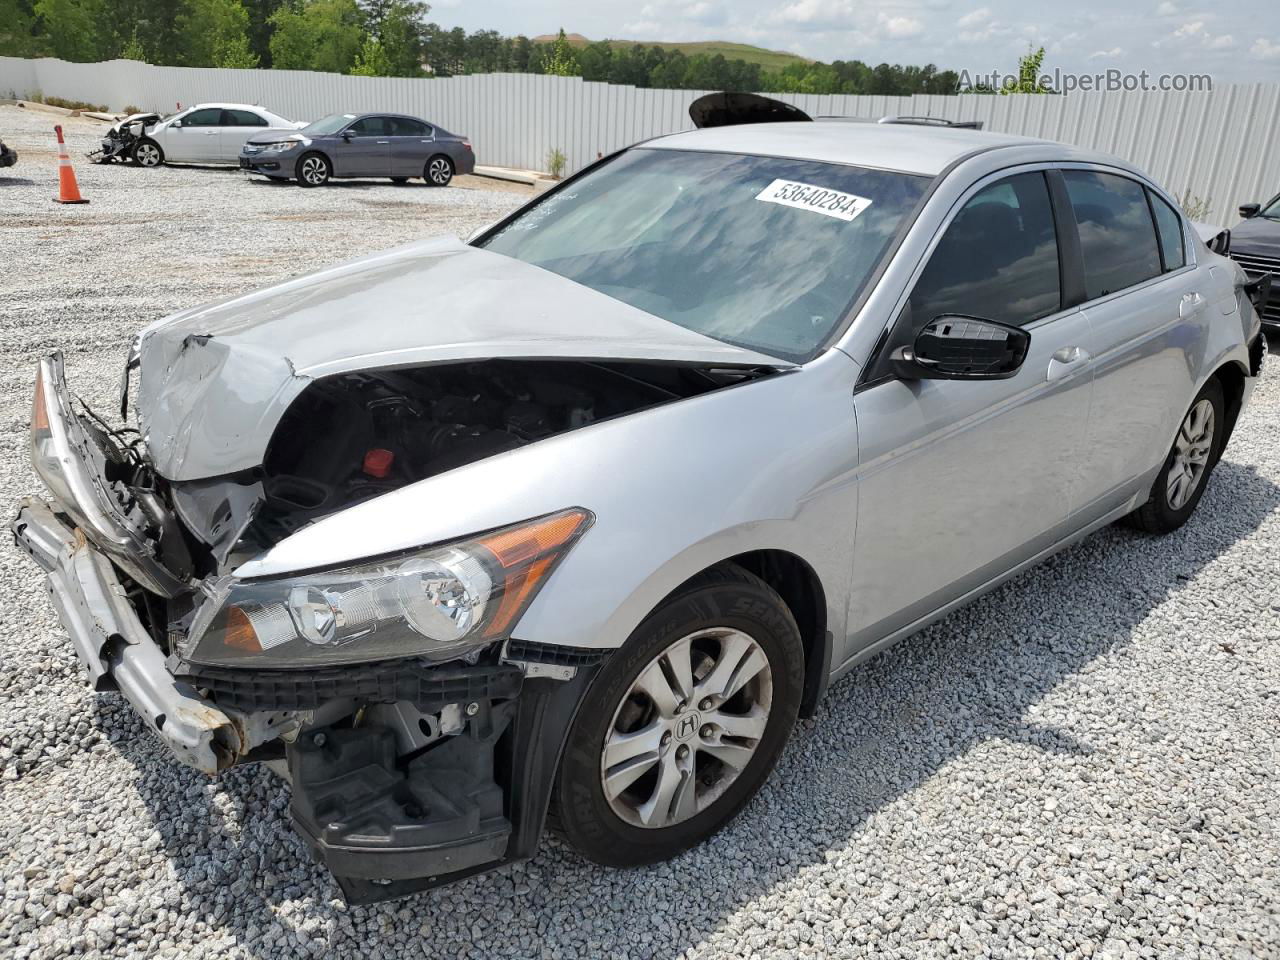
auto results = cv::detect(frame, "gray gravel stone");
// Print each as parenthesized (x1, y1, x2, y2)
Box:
(2, 103, 1279, 959)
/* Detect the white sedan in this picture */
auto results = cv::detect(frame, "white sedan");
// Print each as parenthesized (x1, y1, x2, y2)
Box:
(131, 103, 304, 167)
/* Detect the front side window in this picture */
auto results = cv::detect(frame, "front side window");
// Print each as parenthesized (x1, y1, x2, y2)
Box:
(907, 171, 1061, 331)
(223, 109, 266, 127)
(1063, 171, 1162, 298)
(348, 116, 391, 136)
(1148, 191, 1186, 272)
(181, 108, 223, 127)
(481, 148, 929, 362)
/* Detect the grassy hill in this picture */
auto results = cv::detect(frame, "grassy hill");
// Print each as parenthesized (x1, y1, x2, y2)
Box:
(531, 34, 811, 70)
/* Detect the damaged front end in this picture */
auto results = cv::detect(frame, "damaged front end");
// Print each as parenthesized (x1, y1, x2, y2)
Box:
(89, 112, 159, 164)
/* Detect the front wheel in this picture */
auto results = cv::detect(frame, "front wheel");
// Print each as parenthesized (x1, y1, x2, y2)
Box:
(1126, 377, 1225, 534)
(295, 152, 331, 187)
(552, 564, 803, 867)
(424, 154, 454, 186)
(132, 139, 163, 167)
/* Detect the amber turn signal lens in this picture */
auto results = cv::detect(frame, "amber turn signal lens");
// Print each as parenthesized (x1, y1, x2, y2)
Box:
(476, 509, 591, 636)
(222, 606, 263, 653)
(31, 368, 49, 434)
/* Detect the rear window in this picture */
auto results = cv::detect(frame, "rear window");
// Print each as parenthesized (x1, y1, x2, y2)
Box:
(1063, 171, 1162, 299)
(481, 148, 929, 362)
(223, 109, 266, 127)
(390, 118, 431, 136)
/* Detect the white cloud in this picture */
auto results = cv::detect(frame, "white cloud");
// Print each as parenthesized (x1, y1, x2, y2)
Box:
(1156, 1, 1177, 14)
(1088, 46, 1124, 59)
(1206, 33, 1233, 49)
(956, 7, 991, 28)
(879, 13, 924, 38)
(1173, 19, 1204, 38)
(1251, 37, 1280, 59)
(773, 0, 855, 27)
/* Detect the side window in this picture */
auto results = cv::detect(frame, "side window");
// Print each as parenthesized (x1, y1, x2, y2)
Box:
(347, 116, 389, 136)
(182, 108, 223, 127)
(1148, 191, 1186, 272)
(223, 109, 266, 127)
(908, 171, 1061, 331)
(390, 117, 430, 136)
(1062, 171, 1162, 298)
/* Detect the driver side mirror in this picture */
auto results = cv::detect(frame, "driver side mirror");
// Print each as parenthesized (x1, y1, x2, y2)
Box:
(1239, 203, 1261, 219)
(342, 130, 354, 142)
(890, 315, 1031, 381)
(170, 119, 182, 128)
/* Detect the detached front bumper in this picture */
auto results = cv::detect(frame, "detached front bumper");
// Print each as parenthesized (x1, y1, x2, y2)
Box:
(11, 498, 242, 774)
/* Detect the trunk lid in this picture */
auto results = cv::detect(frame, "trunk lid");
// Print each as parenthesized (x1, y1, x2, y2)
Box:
(135, 236, 789, 481)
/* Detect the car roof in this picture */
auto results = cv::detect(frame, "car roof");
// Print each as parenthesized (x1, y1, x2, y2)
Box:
(190, 103, 279, 114)
(646, 121, 1056, 177)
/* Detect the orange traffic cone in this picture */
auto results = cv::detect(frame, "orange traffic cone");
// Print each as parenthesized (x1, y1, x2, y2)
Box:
(53, 125, 88, 204)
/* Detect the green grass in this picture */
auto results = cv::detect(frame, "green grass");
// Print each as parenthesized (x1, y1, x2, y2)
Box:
(532, 34, 810, 70)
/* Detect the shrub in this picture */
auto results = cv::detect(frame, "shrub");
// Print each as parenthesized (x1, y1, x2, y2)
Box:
(547, 147, 567, 179)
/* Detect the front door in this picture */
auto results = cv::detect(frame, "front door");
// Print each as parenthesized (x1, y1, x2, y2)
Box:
(165, 107, 222, 162)
(847, 170, 1095, 651)
(332, 116, 391, 177)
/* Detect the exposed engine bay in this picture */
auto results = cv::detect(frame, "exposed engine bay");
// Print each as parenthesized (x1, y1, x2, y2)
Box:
(89, 112, 160, 163)
(154, 358, 771, 575)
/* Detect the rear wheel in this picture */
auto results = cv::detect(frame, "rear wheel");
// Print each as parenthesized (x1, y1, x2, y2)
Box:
(132, 139, 163, 167)
(552, 564, 803, 867)
(296, 152, 331, 187)
(425, 154, 454, 186)
(1126, 377, 1225, 534)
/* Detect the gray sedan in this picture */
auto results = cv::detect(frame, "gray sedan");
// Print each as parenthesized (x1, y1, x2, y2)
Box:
(240, 112, 475, 187)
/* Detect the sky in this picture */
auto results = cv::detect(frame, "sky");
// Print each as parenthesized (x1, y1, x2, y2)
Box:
(428, 0, 1280, 85)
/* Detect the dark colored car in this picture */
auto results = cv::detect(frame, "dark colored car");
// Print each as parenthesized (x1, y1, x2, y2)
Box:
(240, 112, 475, 188)
(0, 138, 16, 168)
(1231, 193, 1280, 330)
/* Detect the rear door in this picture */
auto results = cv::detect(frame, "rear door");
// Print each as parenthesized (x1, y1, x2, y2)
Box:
(332, 116, 391, 177)
(219, 108, 270, 161)
(1059, 169, 1206, 519)
(848, 169, 1095, 649)
(387, 117, 434, 177)
(165, 107, 222, 162)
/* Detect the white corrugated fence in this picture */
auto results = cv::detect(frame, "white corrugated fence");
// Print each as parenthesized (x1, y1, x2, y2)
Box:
(2, 56, 1277, 224)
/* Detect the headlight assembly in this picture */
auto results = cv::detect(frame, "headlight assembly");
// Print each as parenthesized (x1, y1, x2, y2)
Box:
(185, 508, 593, 668)
(262, 141, 299, 153)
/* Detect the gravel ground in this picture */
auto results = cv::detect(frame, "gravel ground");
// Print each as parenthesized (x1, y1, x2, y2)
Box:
(2, 103, 1279, 959)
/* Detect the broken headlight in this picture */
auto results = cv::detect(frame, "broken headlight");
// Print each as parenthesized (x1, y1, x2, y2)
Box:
(186, 508, 593, 668)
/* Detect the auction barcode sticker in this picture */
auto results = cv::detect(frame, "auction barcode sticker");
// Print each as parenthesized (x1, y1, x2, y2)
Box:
(755, 179, 872, 222)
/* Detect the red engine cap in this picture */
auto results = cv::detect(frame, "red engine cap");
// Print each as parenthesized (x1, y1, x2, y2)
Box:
(363, 448, 395, 478)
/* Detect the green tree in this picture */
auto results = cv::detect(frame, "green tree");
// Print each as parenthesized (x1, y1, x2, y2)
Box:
(0, 0, 43, 57)
(268, 0, 362, 72)
(33, 0, 106, 61)
(541, 28, 579, 77)
(1001, 45, 1049, 94)
(374, 0, 423, 75)
(179, 0, 258, 67)
(349, 33, 390, 74)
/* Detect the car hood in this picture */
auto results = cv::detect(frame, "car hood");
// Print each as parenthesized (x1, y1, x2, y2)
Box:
(134, 235, 790, 481)
(109, 112, 161, 134)
(1230, 216, 1280, 258)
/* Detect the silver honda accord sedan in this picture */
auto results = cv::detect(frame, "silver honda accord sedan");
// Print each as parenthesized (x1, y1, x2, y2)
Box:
(13, 118, 1268, 903)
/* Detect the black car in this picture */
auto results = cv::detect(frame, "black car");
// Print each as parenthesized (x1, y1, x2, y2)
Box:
(240, 112, 475, 187)
(1231, 194, 1280, 329)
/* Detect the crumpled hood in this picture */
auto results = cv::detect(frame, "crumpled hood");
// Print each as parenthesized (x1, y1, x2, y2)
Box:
(136, 235, 788, 481)
(110, 112, 161, 134)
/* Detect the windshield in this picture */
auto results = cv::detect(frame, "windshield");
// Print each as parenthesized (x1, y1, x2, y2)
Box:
(480, 148, 929, 361)
(1260, 195, 1280, 219)
(303, 114, 356, 136)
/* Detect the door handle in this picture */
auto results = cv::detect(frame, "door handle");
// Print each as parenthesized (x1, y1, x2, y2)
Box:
(376, 140, 390, 144)
(1047, 345, 1091, 381)
(1179, 291, 1206, 319)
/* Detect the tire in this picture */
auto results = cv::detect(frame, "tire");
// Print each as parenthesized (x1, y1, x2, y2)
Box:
(552, 563, 804, 868)
(295, 152, 331, 187)
(424, 154, 454, 186)
(390, 176, 410, 184)
(132, 139, 163, 167)
(1126, 377, 1225, 534)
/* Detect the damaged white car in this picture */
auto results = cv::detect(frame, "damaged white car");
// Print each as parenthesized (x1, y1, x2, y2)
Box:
(14, 113, 1267, 903)
(92, 103, 303, 166)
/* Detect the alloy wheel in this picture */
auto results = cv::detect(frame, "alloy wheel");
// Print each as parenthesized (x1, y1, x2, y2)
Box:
(136, 143, 160, 167)
(1167, 398, 1215, 510)
(301, 156, 328, 186)
(600, 627, 772, 829)
(428, 157, 452, 185)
